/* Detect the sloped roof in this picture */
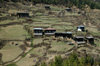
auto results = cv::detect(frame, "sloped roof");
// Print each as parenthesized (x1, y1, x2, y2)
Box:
(67, 32, 73, 34)
(86, 36, 94, 39)
(45, 28, 56, 30)
(75, 36, 85, 38)
(77, 25, 85, 27)
(65, 8, 71, 9)
(34, 28, 43, 30)
(55, 32, 73, 34)
(17, 12, 29, 14)
(76, 41, 86, 44)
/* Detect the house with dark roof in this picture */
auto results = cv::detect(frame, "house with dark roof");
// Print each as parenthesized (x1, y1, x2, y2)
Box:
(17, 12, 29, 17)
(65, 8, 72, 12)
(66, 32, 73, 38)
(55, 32, 73, 38)
(34, 28, 43, 36)
(55, 32, 62, 37)
(75, 36, 86, 44)
(86, 36, 94, 44)
(45, 6, 51, 10)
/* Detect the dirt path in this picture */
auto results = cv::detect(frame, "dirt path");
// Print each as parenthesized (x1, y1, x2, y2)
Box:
(0, 20, 33, 27)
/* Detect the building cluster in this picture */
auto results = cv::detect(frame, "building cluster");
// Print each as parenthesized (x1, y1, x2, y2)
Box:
(15, 6, 94, 45)
(33, 25, 94, 45)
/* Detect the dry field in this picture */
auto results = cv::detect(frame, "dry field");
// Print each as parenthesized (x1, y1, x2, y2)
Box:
(0, 41, 23, 62)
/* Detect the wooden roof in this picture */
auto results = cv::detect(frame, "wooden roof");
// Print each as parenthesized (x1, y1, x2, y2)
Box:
(75, 36, 85, 38)
(45, 28, 56, 30)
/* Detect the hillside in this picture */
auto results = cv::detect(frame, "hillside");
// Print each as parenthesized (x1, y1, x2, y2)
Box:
(0, 1, 100, 66)
(0, 0, 100, 9)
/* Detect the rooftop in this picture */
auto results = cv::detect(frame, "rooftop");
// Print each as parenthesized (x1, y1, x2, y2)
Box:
(55, 32, 62, 34)
(45, 6, 50, 7)
(65, 8, 72, 11)
(77, 25, 85, 27)
(55, 32, 73, 34)
(45, 28, 56, 30)
(75, 36, 85, 38)
(76, 41, 86, 44)
(17, 12, 29, 13)
(86, 36, 94, 39)
(65, 8, 71, 9)
(34, 28, 43, 30)
(66, 32, 73, 34)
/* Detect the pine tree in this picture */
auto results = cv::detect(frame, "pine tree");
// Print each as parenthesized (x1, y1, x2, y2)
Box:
(54, 55, 63, 66)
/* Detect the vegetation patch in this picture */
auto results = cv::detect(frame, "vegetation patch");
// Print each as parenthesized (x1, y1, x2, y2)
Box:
(0, 42, 23, 62)
(0, 25, 29, 40)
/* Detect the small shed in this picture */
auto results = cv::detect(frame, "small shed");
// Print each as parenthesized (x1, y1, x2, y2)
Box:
(44, 28, 56, 36)
(34, 28, 43, 36)
(65, 8, 72, 12)
(17, 12, 29, 17)
(45, 6, 51, 10)
(62, 32, 73, 38)
(62, 32, 67, 38)
(77, 25, 85, 32)
(75, 36, 86, 44)
(55, 32, 62, 37)
(55, 32, 73, 38)
(86, 36, 94, 44)
(66, 32, 73, 38)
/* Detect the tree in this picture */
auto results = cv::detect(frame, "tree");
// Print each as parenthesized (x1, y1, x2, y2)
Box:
(54, 55, 63, 66)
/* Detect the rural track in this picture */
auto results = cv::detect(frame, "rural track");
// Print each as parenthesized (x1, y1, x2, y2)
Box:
(0, 20, 33, 27)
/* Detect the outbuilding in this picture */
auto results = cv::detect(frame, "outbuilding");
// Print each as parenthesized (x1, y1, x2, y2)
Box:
(55, 32, 73, 38)
(55, 32, 62, 37)
(44, 28, 56, 36)
(17, 12, 29, 17)
(66, 32, 73, 38)
(62, 32, 73, 38)
(77, 25, 85, 32)
(75, 36, 86, 44)
(34, 28, 43, 36)
(86, 36, 94, 44)
(65, 8, 72, 12)
(45, 6, 51, 10)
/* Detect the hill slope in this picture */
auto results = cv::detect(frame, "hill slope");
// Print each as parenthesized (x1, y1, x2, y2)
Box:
(0, 0, 100, 9)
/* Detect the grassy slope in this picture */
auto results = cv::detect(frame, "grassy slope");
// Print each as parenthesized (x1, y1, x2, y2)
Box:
(0, 25, 29, 40)
(0, 43, 23, 62)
